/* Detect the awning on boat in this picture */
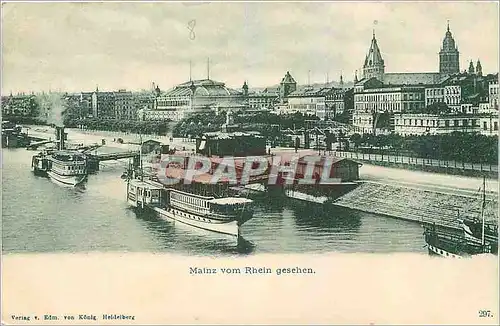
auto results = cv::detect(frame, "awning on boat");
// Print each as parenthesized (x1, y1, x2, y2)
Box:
(208, 197, 252, 205)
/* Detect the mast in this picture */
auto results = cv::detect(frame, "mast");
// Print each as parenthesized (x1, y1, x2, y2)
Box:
(126, 159, 131, 199)
(140, 133, 143, 181)
(207, 57, 210, 80)
(481, 175, 486, 245)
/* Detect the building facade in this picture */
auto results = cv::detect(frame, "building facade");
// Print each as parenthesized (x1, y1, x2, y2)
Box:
(1, 94, 38, 117)
(489, 77, 499, 111)
(354, 84, 426, 114)
(352, 22, 497, 135)
(286, 88, 328, 118)
(91, 90, 115, 119)
(141, 79, 245, 122)
(245, 85, 279, 110)
(393, 113, 480, 135)
(325, 88, 347, 119)
(89, 88, 155, 120)
(114, 89, 136, 121)
(478, 114, 498, 136)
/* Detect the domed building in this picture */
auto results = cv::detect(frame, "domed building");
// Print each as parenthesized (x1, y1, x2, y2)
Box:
(142, 78, 246, 122)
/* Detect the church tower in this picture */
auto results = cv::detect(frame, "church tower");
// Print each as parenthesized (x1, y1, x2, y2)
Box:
(468, 61, 475, 74)
(362, 31, 385, 82)
(476, 60, 482, 76)
(242, 81, 249, 96)
(279, 71, 297, 98)
(439, 21, 460, 75)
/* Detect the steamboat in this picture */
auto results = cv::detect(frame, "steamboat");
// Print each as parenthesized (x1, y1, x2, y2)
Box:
(127, 177, 254, 237)
(423, 224, 493, 258)
(31, 126, 88, 186)
(125, 112, 363, 236)
(125, 119, 263, 237)
(423, 177, 498, 257)
(46, 150, 87, 186)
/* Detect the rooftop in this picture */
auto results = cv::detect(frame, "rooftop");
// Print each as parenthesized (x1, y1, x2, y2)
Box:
(384, 72, 444, 85)
(202, 131, 263, 139)
(288, 87, 332, 97)
(160, 79, 243, 98)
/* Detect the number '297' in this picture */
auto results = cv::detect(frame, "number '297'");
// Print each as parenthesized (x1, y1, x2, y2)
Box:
(478, 310, 493, 317)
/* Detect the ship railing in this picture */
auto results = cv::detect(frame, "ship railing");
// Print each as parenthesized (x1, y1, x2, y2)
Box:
(425, 227, 492, 251)
(168, 188, 216, 201)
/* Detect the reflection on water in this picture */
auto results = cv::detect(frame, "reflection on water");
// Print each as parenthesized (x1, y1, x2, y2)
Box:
(289, 200, 362, 231)
(131, 208, 256, 256)
(2, 148, 427, 255)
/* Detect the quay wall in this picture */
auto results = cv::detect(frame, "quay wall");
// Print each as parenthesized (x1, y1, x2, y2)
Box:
(333, 182, 498, 230)
(334, 151, 498, 179)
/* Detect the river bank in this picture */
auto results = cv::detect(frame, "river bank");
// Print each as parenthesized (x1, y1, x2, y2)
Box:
(25, 125, 196, 151)
(22, 125, 498, 230)
(334, 150, 498, 179)
(333, 181, 498, 230)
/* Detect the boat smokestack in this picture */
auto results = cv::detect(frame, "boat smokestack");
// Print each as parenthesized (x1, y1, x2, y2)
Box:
(55, 126, 66, 150)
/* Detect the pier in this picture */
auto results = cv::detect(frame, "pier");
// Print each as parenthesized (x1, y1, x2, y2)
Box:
(86, 150, 140, 173)
(26, 139, 54, 150)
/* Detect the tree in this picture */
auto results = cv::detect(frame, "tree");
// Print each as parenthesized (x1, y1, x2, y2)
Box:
(350, 133, 362, 149)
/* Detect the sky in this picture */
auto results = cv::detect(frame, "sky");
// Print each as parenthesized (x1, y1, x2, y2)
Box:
(1, 1, 499, 94)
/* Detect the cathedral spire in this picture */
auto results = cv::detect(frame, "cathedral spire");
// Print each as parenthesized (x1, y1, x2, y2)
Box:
(476, 59, 482, 76)
(468, 60, 475, 74)
(439, 21, 460, 74)
(362, 30, 385, 81)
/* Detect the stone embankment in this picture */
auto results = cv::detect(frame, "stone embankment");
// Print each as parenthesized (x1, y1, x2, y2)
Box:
(333, 181, 498, 230)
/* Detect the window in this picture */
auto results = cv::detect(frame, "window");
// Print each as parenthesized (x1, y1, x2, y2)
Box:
(494, 122, 498, 131)
(484, 122, 488, 130)
(454, 120, 458, 127)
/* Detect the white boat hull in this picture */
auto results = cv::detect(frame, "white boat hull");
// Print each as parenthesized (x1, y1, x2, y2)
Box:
(427, 244, 463, 259)
(47, 171, 87, 186)
(153, 206, 239, 237)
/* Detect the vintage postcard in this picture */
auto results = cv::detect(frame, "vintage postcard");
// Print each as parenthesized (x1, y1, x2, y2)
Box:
(1, 1, 499, 325)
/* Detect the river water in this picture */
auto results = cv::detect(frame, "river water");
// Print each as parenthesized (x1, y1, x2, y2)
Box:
(2, 146, 428, 256)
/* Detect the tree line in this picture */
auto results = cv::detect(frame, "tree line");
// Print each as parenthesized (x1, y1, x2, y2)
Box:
(172, 111, 321, 138)
(348, 132, 498, 164)
(64, 118, 171, 135)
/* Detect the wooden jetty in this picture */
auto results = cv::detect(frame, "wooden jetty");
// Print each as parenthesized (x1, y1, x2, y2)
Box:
(26, 140, 54, 150)
(86, 151, 140, 173)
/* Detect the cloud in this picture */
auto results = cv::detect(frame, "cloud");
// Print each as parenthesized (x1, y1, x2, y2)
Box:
(2, 2, 498, 93)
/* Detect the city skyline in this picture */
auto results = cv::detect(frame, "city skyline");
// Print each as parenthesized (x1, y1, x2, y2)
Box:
(1, 1, 499, 94)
